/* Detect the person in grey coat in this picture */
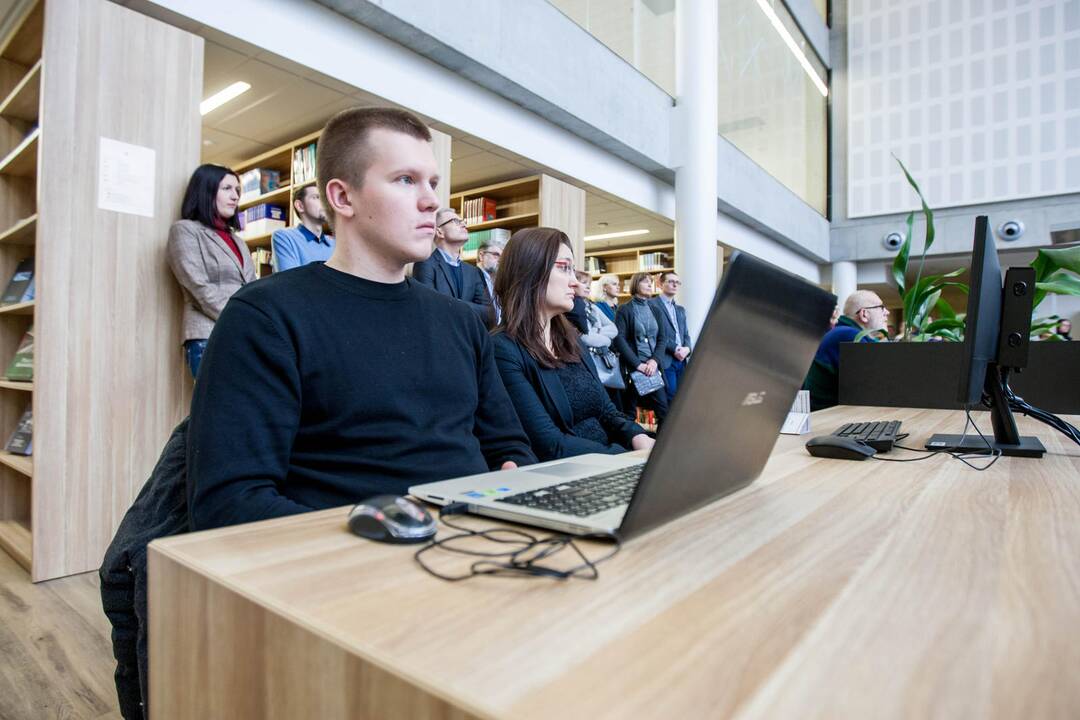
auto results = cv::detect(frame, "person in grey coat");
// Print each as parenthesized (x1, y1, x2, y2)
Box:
(167, 164, 257, 378)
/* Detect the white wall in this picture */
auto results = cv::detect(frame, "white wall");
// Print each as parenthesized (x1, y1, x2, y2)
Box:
(847, 0, 1080, 218)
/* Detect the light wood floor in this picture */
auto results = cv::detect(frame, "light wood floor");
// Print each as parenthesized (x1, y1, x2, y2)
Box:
(0, 550, 121, 719)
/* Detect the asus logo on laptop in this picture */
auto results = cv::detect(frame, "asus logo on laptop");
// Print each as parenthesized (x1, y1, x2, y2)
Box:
(741, 391, 767, 406)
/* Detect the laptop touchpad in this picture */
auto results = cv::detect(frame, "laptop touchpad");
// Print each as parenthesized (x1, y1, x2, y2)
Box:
(524, 462, 597, 478)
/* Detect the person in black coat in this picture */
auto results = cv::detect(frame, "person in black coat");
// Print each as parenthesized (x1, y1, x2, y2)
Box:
(492, 227, 653, 461)
(614, 273, 673, 427)
(412, 207, 494, 327)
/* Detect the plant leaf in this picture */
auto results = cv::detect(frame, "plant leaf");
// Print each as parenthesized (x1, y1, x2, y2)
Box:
(892, 211, 914, 295)
(1035, 271, 1080, 297)
(934, 296, 957, 319)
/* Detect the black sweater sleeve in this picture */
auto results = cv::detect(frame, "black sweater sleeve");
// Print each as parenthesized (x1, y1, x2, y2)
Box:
(613, 305, 642, 370)
(472, 323, 538, 468)
(186, 297, 312, 530)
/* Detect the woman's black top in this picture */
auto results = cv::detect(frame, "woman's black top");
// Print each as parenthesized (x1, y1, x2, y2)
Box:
(555, 361, 611, 446)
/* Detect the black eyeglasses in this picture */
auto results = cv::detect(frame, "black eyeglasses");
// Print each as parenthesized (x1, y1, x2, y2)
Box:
(859, 304, 887, 312)
(438, 217, 466, 228)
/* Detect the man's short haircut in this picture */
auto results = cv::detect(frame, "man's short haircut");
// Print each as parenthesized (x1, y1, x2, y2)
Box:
(292, 184, 315, 206)
(659, 271, 680, 283)
(478, 239, 504, 253)
(317, 107, 432, 218)
(843, 289, 881, 317)
(435, 207, 456, 226)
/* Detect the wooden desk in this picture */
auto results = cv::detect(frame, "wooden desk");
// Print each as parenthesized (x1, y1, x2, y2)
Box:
(149, 407, 1080, 719)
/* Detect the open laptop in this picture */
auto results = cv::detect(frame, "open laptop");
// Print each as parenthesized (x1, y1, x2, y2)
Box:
(411, 253, 836, 541)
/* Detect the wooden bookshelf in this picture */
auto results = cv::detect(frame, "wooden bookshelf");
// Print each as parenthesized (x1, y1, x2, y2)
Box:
(449, 175, 585, 265)
(238, 185, 290, 211)
(0, 58, 41, 123)
(0, 0, 201, 581)
(0, 517, 30, 570)
(0, 214, 35, 246)
(0, 127, 38, 178)
(0, 300, 33, 316)
(585, 243, 675, 298)
(0, 450, 31, 477)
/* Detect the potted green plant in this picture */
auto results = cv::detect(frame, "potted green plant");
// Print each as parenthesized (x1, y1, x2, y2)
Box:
(839, 157, 1080, 413)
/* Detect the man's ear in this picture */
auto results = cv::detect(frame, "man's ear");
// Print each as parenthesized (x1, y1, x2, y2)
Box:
(323, 179, 355, 220)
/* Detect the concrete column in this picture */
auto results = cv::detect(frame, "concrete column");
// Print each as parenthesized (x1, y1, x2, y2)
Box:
(673, 0, 719, 339)
(831, 260, 857, 306)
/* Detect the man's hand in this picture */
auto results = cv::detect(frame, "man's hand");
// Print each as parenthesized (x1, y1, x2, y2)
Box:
(500, 461, 518, 471)
(674, 346, 690, 362)
(631, 434, 655, 451)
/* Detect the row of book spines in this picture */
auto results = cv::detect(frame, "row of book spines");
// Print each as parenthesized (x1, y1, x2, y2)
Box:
(252, 248, 273, 279)
(464, 227, 510, 253)
(239, 168, 281, 202)
(460, 197, 497, 225)
(2, 324, 31, 381)
(293, 143, 317, 186)
(639, 252, 670, 270)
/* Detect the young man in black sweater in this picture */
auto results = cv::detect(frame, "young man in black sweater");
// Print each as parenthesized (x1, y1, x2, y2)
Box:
(186, 108, 536, 530)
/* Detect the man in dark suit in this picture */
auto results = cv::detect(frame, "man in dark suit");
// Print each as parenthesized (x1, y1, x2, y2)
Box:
(649, 271, 692, 398)
(412, 207, 494, 327)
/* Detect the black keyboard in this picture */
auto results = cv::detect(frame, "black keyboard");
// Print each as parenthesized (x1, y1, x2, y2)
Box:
(833, 420, 902, 452)
(495, 464, 645, 517)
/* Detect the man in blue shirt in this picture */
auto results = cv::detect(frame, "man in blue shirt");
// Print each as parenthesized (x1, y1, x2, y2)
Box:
(804, 290, 890, 410)
(271, 185, 335, 272)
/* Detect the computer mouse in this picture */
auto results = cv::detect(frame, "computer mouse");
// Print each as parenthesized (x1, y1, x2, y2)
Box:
(347, 495, 437, 544)
(805, 435, 878, 460)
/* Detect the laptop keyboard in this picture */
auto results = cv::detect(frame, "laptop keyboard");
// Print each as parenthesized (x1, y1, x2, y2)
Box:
(494, 464, 645, 517)
(833, 420, 902, 452)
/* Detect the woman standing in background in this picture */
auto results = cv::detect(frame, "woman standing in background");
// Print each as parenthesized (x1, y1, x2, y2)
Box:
(167, 164, 256, 378)
(614, 272, 672, 428)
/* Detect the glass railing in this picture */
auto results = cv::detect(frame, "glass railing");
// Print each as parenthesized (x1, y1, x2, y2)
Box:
(546, 0, 676, 95)
(548, 0, 828, 215)
(718, 0, 829, 215)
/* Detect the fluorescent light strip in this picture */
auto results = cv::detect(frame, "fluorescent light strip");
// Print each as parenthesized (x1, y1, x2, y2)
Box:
(584, 229, 650, 241)
(200, 81, 252, 116)
(753, 0, 829, 98)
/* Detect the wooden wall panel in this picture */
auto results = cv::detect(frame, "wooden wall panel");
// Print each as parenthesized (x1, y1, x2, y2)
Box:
(33, 0, 201, 581)
(430, 127, 451, 210)
(539, 175, 586, 263)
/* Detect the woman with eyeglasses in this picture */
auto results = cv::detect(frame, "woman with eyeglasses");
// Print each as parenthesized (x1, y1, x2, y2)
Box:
(491, 228, 654, 461)
(613, 272, 672, 428)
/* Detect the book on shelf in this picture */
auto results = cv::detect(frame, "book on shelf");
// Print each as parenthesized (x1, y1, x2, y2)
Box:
(0, 258, 34, 305)
(585, 256, 606, 274)
(462, 197, 497, 225)
(251, 248, 273, 279)
(465, 227, 510, 254)
(292, 142, 318, 185)
(4, 324, 32, 381)
(238, 168, 281, 202)
(638, 251, 671, 271)
(4, 405, 31, 456)
(237, 204, 286, 238)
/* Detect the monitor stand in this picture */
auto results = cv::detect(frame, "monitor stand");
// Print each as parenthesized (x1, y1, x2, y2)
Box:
(926, 364, 1046, 458)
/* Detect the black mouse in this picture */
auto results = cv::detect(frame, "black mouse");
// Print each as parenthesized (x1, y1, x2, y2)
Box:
(805, 435, 877, 460)
(347, 495, 437, 544)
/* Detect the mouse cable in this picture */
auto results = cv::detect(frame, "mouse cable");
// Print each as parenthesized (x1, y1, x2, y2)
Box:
(870, 408, 1001, 471)
(414, 503, 621, 583)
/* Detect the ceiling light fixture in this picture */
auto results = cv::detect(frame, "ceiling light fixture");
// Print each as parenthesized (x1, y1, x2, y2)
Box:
(200, 81, 252, 116)
(584, 229, 650, 241)
(753, 0, 828, 97)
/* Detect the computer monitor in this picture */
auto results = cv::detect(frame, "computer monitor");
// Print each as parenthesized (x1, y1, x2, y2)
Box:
(925, 216, 1046, 457)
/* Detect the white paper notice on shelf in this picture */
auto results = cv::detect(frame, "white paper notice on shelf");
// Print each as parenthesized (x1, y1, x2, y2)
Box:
(97, 137, 155, 218)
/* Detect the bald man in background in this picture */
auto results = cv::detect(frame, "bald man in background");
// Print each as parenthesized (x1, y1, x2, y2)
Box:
(803, 289, 890, 410)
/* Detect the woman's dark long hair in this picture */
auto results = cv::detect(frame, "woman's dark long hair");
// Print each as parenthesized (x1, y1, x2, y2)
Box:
(494, 227, 581, 369)
(180, 164, 241, 230)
